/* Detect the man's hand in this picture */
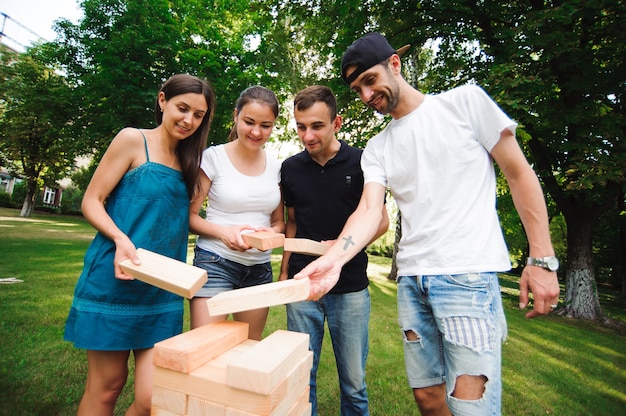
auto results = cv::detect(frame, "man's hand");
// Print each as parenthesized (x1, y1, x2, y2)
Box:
(293, 255, 343, 300)
(519, 266, 561, 318)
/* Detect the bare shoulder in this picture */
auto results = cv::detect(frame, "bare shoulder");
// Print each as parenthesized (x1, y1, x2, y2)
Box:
(110, 127, 145, 148)
(102, 127, 147, 169)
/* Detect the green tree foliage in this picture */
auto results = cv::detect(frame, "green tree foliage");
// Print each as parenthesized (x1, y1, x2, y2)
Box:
(53, 0, 185, 158)
(0, 46, 76, 217)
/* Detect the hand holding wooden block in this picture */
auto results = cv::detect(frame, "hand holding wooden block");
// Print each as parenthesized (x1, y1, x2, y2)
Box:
(242, 231, 285, 251)
(206, 278, 310, 316)
(119, 248, 207, 298)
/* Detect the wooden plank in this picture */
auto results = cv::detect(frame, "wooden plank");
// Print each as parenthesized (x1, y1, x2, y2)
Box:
(242, 231, 285, 251)
(225, 353, 311, 416)
(283, 238, 328, 256)
(154, 339, 311, 415)
(119, 248, 208, 298)
(286, 388, 311, 416)
(187, 396, 226, 416)
(150, 406, 184, 416)
(152, 386, 187, 414)
(226, 330, 310, 395)
(153, 321, 249, 373)
(206, 278, 310, 316)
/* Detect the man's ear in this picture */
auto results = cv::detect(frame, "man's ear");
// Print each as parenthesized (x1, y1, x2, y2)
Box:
(333, 115, 343, 132)
(389, 54, 402, 75)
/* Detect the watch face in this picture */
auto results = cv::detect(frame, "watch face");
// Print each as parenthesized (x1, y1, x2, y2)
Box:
(547, 257, 559, 271)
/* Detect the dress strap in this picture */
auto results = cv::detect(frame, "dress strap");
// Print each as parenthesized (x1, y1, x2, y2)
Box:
(137, 129, 150, 162)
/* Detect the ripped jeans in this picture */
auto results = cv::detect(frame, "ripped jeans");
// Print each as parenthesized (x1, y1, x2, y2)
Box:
(397, 273, 507, 416)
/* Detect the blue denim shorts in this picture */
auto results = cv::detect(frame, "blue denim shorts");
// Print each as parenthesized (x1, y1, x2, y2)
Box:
(397, 273, 507, 416)
(192, 247, 273, 298)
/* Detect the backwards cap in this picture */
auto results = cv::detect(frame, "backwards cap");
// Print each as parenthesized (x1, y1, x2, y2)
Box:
(341, 32, 410, 85)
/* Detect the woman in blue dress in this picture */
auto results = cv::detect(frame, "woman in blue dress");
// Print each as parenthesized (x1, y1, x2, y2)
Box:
(64, 74, 215, 416)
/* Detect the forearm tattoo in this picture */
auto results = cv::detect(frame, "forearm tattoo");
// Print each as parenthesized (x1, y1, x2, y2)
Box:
(342, 235, 355, 251)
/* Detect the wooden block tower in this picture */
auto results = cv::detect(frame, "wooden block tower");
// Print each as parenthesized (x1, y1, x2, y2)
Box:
(151, 321, 313, 416)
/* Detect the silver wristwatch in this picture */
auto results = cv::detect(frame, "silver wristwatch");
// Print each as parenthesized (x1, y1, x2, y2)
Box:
(526, 256, 559, 272)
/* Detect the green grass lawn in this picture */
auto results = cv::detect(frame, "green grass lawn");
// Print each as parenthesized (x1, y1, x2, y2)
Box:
(0, 207, 624, 415)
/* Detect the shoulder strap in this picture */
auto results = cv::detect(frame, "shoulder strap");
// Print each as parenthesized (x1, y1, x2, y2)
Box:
(137, 129, 150, 162)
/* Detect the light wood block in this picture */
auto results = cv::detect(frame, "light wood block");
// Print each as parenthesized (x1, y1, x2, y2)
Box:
(225, 356, 311, 416)
(150, 406, 184, 416)
(152, 386, 187, 414)
(283, 238, 328, 256)
(154, 339, 311, 415)
(286, 388, 311, 416)
(154, 321, 249, 373)
(242, 232, 285, 251)
(188, 396, 226, 416)
(119, 248, 208, 298)
(226, 330, 310, 395)
(206, 278, 311, 316)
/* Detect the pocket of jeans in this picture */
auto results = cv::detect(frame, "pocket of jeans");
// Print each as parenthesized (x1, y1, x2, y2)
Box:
(446, 273, 490, 289)
(193, 250, 220, 268)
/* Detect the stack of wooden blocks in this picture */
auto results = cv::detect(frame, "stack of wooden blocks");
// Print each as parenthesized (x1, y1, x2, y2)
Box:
(151, 320, 313, 416)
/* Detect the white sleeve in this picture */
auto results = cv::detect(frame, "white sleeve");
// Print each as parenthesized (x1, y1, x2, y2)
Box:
(459, 85, 517, 152)
(200, 146, 218, 180)
(361, 137, 387, 187)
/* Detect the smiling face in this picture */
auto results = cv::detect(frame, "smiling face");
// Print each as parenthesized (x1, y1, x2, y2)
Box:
(159, 92, 208, 140)
(346, 59, 401, 116)
(294, 101, 341, 161)
(234, 100, 276, 149)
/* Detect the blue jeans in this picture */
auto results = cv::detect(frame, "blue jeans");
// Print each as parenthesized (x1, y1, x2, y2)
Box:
(192, 247, 273, 298)
(287, 288, 370, 416)
(397, 273, 507, 416)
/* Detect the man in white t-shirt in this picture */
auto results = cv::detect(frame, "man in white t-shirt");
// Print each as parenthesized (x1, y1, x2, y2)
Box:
(295, 32, 561, 416)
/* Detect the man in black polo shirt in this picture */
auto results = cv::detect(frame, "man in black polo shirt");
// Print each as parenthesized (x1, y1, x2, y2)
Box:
(280, 85, 389, 416)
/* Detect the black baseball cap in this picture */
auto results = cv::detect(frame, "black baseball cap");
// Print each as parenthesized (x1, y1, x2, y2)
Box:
(341, 32, 410, 85)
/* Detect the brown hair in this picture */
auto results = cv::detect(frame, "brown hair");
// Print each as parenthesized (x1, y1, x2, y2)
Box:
(293, 85, 337, 121)
(227, 86, 279, 141)
(155, 74, 216, 198)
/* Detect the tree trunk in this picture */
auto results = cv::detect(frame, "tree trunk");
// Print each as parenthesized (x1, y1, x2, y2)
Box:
(618, 185, 626, 296)
(388, 211, 401, 281)
(562, 215, 603, 320)
(20, 180, 37, 218)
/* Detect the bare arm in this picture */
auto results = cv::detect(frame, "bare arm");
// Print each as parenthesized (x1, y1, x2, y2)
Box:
(370, 203, 390, 244)
(279, 206, 296, 281)
(294, 182, 387, 299)
(188, 171, 252, 251)
(81, 128, 145, 279)
(491, 130, 561, 318)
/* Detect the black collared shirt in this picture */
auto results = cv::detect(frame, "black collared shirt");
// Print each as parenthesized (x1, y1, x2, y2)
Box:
(281, 140, 368, 294)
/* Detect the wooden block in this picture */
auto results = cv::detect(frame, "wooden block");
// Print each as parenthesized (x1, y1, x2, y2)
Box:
(206, 278, 311, 316)
(242, 231, 285, 251)
(152, 386, 187, 414)
(154, 321, 249, 373)
(150, 406, 184, 416)
(154, 339, 311, 415)
(283, 238, 328, 256)
(119, 248, 208, 298)
(188, 396, 226, 416)
(286, 388, 311, 416)
(289, 400, 311, 416)
(226, 330, 310, 395)
(225, 354, 311, 416)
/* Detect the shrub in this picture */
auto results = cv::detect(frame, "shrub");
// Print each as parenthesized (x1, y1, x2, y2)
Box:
(0, 192, 11, 207)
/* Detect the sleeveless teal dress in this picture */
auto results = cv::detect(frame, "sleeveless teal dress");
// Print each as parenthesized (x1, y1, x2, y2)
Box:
(64, 132, 188, 350)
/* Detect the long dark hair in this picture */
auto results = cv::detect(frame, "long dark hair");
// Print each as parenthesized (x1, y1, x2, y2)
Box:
(227, 86, 279, 141)
(155, 74, 216, 198)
